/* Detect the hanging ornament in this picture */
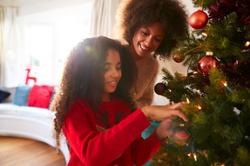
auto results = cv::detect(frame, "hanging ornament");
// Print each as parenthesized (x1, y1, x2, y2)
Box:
(170, 131, 190, 146)
(154, 82, 167, 96)
(172, 53, 185, 63)
(197, 53, 219, 75)
(189, 10, 209, 29)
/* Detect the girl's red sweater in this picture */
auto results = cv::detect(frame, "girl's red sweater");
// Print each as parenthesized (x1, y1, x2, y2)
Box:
(63, 98, 160, 166)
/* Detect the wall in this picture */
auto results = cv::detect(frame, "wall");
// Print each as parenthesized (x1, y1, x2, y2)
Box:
(153, 0, 198, 105)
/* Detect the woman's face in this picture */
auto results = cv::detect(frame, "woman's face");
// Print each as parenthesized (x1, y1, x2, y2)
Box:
(102, 49, 122, 100)
(132, 22, 165, 58)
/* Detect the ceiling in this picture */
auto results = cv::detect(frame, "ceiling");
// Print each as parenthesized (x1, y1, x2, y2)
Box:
(0, 0, 88, 7)
(0, 0, 90, 15)
(0, 0, 44, 6)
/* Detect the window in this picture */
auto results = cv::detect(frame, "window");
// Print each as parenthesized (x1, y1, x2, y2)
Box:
(17, 2, 92, 85)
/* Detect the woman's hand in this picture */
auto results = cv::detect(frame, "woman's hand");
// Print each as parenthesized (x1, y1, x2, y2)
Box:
(141, 102, 187, 122)
(155, 118, 172, 140)
(156, 118, 189, 142)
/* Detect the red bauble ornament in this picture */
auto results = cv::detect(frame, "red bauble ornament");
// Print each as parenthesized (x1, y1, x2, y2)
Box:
(189, 10, 209, 29)
(198, 55, 219, 75)
(172, 131, 190, 146)
(154, 82, 167, 96)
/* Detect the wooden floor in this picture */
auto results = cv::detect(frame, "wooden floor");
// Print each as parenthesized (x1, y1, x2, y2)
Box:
(0, 136, 66, 166)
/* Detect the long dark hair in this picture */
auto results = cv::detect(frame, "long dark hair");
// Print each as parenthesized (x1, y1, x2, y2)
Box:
(51, 36, 137, 148)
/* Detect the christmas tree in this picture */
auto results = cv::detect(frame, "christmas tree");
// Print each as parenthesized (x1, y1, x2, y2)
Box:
(152, 0, 250, 165)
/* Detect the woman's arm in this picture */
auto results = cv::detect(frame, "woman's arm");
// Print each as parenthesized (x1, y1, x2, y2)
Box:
(135, 82, 154, 107)
(135, 61, 159, 107)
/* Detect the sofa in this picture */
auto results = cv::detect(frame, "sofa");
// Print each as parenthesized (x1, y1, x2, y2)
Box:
(0, 86, 69, 163)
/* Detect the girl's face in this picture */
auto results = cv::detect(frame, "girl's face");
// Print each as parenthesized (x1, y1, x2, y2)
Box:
(102, 49, 122, 101)
(132, 22, 165, 58)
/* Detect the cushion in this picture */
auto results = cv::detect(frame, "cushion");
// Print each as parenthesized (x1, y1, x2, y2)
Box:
(0, 89, 11, 103)
(13, 85, 32, 106)
(27, 85, 54, 108)
(2, 87, 16, 102)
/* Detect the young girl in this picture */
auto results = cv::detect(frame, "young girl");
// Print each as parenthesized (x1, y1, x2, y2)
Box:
(116, 0, 188, 107)
(51, 36, 187, 166)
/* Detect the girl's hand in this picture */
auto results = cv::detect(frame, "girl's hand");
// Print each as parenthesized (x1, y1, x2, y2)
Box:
(141, 102, 187, 122)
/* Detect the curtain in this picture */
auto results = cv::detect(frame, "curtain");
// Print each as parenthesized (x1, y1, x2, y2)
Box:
(90, 0, 121, 38)
(0, 6, 19, 87)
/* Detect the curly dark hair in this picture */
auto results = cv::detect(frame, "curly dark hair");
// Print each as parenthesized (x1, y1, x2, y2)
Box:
(50, 36, 137, 149)
(116, 0, 188, 57)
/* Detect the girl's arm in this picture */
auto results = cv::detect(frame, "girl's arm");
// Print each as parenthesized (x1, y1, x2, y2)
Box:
(63, 101, 150, 166)
(131, 131, 161, 165)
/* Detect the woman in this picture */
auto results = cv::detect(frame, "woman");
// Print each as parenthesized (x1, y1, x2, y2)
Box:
(116, 0, 188, 107)
(51, 36, 187, 166)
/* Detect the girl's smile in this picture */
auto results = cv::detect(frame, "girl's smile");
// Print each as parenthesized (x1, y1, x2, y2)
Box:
(102, 49, 122, 101)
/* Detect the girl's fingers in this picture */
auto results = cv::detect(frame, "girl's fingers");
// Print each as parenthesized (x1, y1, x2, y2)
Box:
(164, 109, 188, 122)
(166, 102, 187, 110)
(146, 103, 188, 121)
